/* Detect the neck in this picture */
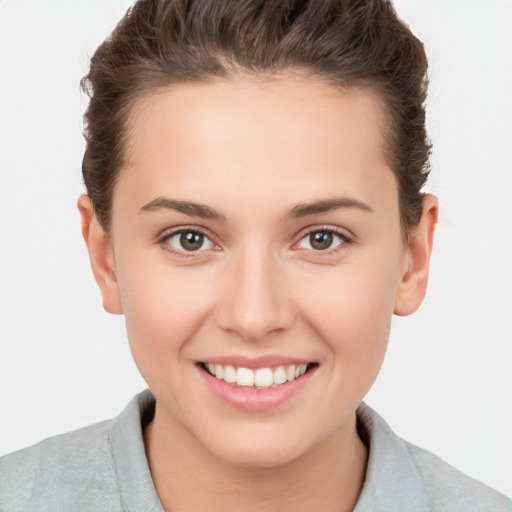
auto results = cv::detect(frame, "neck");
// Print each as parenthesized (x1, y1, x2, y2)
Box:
(144, 403, 367, 512)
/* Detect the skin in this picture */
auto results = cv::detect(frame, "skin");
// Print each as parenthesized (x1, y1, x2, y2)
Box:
(78, 75, 438, 512)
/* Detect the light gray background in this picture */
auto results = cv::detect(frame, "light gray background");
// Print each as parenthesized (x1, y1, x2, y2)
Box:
(1, 0, 511, 499)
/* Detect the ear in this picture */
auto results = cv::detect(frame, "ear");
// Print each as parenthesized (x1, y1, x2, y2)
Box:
(77, 195, 123, 315)
(394, 194, 438, 316)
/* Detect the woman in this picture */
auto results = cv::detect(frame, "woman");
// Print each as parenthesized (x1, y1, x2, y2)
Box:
(1, 1, 511, 510)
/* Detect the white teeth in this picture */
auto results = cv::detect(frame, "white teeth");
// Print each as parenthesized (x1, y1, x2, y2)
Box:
(206, 363, 312, 388)
(255, 368, 274, 388)
(236, 367, 255, 386)
(294, 364, 307, 378)
(214, 364, 224, 380)
(274, 366, 287, 385)
(223, 365, 237, 383)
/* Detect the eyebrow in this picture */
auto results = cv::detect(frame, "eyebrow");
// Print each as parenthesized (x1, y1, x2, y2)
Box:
(286, 197, 373, 218)
(139, 195, 372, 221)
(139, 197, 226, 221)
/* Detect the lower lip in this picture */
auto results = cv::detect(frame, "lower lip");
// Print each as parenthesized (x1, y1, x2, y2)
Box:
(197, 365, 316, 412)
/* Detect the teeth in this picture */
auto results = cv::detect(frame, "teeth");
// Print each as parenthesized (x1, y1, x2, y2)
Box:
(237, 367, 255, 387)
(254, 368, 273, 387)
(214, 364, 224, 380)
(205, 363, 312, 388)
(274, 366, 287, 385)
(223, 365, 237, 383)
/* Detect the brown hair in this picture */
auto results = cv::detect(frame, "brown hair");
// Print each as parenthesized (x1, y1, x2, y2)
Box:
(81, 0, 431, 235)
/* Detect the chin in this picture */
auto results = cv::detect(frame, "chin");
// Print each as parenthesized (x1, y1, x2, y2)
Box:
(201, 425, 315, 469)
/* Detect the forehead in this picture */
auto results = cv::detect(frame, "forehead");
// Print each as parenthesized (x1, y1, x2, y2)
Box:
(116, 76, 397, 221)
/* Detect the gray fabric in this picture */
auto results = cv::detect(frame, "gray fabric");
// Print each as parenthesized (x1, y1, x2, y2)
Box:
(354, 404, 512, 511)
(1, 390, 510, 511)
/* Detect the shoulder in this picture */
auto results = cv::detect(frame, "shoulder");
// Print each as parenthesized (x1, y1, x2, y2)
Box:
(0, 390, 159, 512)
(0, 419, 120, 512)
(355, 403, 512, 512)
(404, 437, 512, 511)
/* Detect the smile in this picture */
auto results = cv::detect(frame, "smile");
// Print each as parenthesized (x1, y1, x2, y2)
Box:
(197, 359, 318, 411)
(201, 362, 316, 389)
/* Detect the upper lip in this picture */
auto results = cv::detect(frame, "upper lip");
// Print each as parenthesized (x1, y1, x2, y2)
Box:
(198, 355, 315, 369)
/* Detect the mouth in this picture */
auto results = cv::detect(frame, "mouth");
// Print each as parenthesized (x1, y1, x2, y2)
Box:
(199, 362, 318, 389)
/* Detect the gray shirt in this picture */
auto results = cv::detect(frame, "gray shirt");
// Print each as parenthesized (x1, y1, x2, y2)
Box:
(1, 390, 510, 511)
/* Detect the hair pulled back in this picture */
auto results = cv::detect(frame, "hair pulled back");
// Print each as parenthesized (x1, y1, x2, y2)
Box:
(82, 0, 431, 234)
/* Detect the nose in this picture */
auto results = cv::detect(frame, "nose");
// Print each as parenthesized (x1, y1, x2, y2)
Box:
(215, 246, 296, 342)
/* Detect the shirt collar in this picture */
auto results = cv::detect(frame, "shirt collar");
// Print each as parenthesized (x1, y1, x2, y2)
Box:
(110, 391, 431, 512)
(354, 402, 430, 512)
(109, 390, 163, 512)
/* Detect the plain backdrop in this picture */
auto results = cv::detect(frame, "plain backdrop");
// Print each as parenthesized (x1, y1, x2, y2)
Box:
(1, 0, 511, 499)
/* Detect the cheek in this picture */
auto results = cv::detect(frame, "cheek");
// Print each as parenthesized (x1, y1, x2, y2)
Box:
(115, 259, 216, 383)
(300, 252, 402, 372)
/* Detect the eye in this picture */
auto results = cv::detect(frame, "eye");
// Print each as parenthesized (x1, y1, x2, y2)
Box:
(297, 229, 348, 251)
(164, 230, 215, 253)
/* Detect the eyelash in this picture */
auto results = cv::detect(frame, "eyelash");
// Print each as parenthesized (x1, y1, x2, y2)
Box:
(294, 226, 354, 254)
(157, 225, 354, 258)
(158, 227, 218, 259)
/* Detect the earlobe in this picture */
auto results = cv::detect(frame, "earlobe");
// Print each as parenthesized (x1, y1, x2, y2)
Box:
(394, 194, 438, 316)
(77, 195, 123, 315)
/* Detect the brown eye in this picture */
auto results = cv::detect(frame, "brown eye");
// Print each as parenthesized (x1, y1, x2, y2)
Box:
(165, 230, 214, 252)
(310, 231, 333, 250)
(180, 231, 204, 251)
(298, 230, 346, 251)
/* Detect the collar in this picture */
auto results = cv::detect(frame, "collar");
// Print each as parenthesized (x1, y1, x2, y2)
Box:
(109, 391, 431, 512)
(354, 402, 430, 511)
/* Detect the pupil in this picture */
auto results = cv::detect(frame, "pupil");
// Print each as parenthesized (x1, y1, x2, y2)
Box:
(180, 231, 204, 251)
(311, 231, 333, 250)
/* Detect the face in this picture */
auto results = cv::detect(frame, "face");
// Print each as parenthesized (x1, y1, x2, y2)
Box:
(84, 76, 432, 468)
